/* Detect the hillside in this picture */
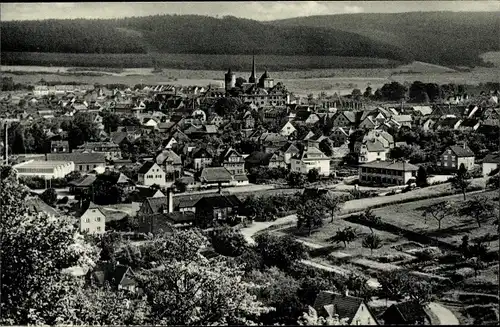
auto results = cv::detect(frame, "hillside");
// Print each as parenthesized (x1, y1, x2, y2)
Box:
(2, 12, 498, 68)
(270, 11, 500, 67)
(1, 15, 411, 63)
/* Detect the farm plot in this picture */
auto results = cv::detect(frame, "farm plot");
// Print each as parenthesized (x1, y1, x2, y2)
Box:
(368, 191, 498, 250)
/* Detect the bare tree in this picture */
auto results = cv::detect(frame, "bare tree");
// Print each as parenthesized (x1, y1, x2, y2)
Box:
(422, 201, 453, 230)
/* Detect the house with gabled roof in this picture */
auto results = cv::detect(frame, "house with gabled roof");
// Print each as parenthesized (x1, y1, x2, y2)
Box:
(329, 127, 350, 147)
(79, 201, 106, 235)
(381, 301, 429, 325)
(359, 160, 418, 186)
(156, 150, 183, 179)
(279, 142, 301, 164)
(195, 194, 242, 226)
(313, 291, 378, 325)
(438, 143, 475, 171)
(291, 146, 330, 176)
(331, 111, 358, 128)
(137, 161, 166, 187)
(44, 153, 106, 172)
(192, 147, 214, 171)
(280, 121, 297, 136)
(220, 147, 245, 176)
(87, 263, 138, 293)
(199, 167, 233, 187)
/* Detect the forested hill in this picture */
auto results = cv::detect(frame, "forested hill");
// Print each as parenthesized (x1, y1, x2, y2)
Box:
(269, 11, 500, 67)
(2, 12, 499, 67)
(1, 15, 411, 62)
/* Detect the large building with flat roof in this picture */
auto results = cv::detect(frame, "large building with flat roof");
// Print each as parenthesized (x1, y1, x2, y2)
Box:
(13, 159, 74, 179)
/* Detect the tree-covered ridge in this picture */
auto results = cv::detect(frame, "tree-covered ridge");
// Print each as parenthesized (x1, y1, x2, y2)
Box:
(2, 15, 410, 62)
(270, 11, 500, 67)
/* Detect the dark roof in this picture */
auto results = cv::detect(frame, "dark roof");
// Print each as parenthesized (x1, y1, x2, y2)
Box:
(46, 153, 106, 164)
(110, 131, 128, 144)
(26, 197, 61, 217)
(130, 187, 164, 203)
(138, 161, 156, 174)
(166, 211, 196, 223)
(483, 152, 500, 164)
(90, 263, 135, 288)
(69, 174, 97, 187)
(313, 291, 365, 324)
(173, 192, 220, 209)
(460, 118, 479, 127)
(245, 151, 273, 165)
(199, 167, 233, 183)
(448, 145, 475, 157)
(195, 194, 242, 209)
(145, 196, 169, 214)
(383, 301, 427, 323)
(359, 160, 419, 171)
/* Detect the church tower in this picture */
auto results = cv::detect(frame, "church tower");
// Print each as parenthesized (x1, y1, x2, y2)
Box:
(224, 68, 236, 91)
(249, 55, 256, 84)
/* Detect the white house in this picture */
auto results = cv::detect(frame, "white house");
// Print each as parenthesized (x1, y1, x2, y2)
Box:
(280, 121, 297, 136)
(80, 202, 106, 235)
(137, 161, 166, 186)
(313, 291, 378, 325)
(291, 146, 330, 176)
(482, 152, 499, 176)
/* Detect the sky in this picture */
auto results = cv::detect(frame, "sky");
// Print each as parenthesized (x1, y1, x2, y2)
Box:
(1, 1, 499, 21)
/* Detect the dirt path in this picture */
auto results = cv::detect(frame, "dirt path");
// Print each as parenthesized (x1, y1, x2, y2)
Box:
(427, 302, 460, 325)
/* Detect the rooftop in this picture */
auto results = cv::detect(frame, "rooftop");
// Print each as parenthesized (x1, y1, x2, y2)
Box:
(359, 160, 419, 171)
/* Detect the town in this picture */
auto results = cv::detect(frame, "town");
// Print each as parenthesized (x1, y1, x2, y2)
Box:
(1, 5, 500, 326)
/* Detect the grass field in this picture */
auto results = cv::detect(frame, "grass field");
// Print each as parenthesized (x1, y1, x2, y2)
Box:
(368, 190, 498, 250)
(0, 52, 401, 71)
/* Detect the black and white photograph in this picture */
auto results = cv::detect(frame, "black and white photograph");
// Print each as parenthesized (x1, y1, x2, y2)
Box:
(0, 1, 499, 325)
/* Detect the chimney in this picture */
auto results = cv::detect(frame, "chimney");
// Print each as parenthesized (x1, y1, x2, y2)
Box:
(344, 289, 349, 297)
(218, 183, 223, 195)
(462, 141, 467, 149)
(167, 188, 173, 213)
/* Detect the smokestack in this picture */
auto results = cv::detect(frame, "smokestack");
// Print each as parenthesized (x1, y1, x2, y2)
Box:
(167, 188, 173, 213)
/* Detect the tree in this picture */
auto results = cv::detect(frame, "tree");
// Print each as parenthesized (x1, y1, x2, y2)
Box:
(319, 138, 334, 157)
(377, 270, 411, 301)
(235, 77, 247, 88)
(255, 233, 308, 270)
(363, 86, 373, 98)
(40, 188, 58, 206)
(288, 171, 306, 188)
(211, 226, 247, 257)
(467, 257, 487, 277)
(329, 227, 357, 248)
(487, 174, 499, 190)
(298, 306, 349, 325)
(0, 180, 99, 325)
(416, 166, 429, 187)
(362, 233, 383, 255)
(297, 200, 326, 236)
(458, 196, 496, 228)
(102, 112, 121, 133)
(422, 201, 453, 230)
(451, 164, 471, 200)
(320, 192, 344, 223)
(407, 280, 434, 305)
(307, 168, 320, 183)
(351, 89, 362, 100)
(214, 96, 243, 117)
(380, 82, 408, 101)
(359, 208, 381, 233)
(136, 256, 271, 325)
(120, 116, 141, 126)
(67, 112, 99, 150)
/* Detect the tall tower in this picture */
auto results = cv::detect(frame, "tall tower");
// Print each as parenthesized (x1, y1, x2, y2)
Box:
(249, 55, 256, 84)
(224, 68, 236, 91)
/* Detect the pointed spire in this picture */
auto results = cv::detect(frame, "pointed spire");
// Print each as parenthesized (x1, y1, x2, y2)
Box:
(249, 54, 256, 84)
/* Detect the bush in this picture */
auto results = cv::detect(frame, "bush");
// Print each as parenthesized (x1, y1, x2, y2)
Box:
(349, 189, 379, 199)
(19, 176, 67, 189)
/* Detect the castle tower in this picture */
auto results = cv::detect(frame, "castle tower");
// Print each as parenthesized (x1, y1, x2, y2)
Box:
(249, 55, 256, 84)
(259, 69, 274, 89)
(224, 68, 236, 91)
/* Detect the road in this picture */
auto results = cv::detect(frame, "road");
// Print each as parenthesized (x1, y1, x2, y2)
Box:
(427, 302, 460, 325)
(240, 214, 297, 245)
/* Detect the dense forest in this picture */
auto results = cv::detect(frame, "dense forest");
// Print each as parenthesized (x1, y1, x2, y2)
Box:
(2, 12, 499, 67)
(271, 11, 500, 67)
(2, 15, 409, 62)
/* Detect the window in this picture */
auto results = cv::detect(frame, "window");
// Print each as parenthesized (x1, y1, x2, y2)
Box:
(451, 162, 455, 167)
(85, 227, 90, 232)
(96, 216, 101, 222)
(443, 155, 448, 160)
(85, 218, 90, 223)
(96, 226, 101, 231)
(86, 165, 90, 170)
(79, 165, 83, 171)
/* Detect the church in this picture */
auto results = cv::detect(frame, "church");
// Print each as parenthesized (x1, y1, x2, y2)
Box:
(224, 56, 290, 108)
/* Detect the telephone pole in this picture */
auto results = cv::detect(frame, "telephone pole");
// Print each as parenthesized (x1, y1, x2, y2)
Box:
(4, 123, 8, 166)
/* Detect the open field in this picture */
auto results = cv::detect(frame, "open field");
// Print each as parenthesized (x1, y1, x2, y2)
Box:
(3, 57, 499, 98)
(368, 190, 498, 250)
(0, 52, 401, 71)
